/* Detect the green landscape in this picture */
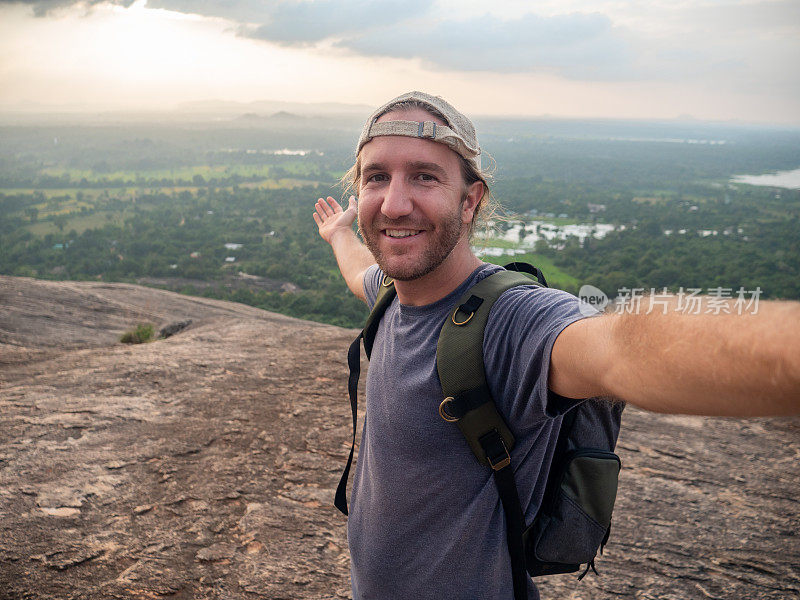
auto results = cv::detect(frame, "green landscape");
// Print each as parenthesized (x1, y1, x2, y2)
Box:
(1, 111, 799, 328)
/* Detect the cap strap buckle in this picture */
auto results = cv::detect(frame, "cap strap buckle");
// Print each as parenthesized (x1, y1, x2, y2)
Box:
(418, 121, 437, 139)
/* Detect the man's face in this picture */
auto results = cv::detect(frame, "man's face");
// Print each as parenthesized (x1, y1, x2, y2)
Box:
(357, 108, 481, 281)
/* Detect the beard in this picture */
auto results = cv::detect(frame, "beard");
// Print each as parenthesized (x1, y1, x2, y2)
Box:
(359, 206, 465, 282)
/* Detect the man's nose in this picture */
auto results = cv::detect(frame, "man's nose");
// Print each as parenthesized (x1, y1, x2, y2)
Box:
(381, 178, 413, 219)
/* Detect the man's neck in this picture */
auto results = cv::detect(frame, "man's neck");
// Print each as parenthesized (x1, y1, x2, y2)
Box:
(393, 245, 483, 307)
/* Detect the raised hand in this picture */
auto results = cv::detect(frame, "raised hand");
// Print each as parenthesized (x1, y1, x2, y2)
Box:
(313, 195, 357, 245)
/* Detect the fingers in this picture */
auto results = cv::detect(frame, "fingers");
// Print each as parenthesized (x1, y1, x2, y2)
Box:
(327, 196, 343, 214)
(314, 198, 331, 219)
(314, 196, 344, 220)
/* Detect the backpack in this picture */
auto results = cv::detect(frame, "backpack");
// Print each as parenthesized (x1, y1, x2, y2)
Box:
(335, 263, 624, 600)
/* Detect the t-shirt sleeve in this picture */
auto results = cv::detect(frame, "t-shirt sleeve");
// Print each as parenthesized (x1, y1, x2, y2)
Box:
(483, 285, 597, 421)
(363, 264, 383, 310)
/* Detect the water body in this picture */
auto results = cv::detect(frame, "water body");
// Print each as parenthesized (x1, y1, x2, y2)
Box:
(476, 221, 617, 256)
(498, 222, 616, 246)
(732, 167, 800, 190)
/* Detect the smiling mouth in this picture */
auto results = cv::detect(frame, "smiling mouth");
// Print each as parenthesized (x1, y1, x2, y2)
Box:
(383, 229, 422, 238)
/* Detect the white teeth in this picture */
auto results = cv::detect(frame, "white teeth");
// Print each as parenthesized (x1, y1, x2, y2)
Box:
(385, 229, 420, 238)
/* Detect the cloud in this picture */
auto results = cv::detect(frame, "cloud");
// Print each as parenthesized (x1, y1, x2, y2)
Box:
(143, 0, 281, 24)
(4, 0, 797, 88)
(147, 0, 435, 42)
(146, 0, 633, 79)
(0, 0, 134, 17)
(246, 0, 434, 45)
(340, 12, 633, 79)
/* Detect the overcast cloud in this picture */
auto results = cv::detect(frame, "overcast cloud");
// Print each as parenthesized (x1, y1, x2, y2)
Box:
(142, 0, 636, 79)
(148, 0, 800, 89)
(7, 0, 798, 86)
(340, 12, 633, 79)
(0, 0, 133, 17)
(2, 0, 797, 122)
(244, 0, 434, 47)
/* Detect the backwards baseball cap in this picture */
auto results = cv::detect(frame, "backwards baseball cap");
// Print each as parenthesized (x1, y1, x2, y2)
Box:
(356, 91, 482, 171)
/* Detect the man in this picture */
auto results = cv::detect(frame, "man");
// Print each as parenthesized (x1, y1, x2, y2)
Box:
(313, 91, 799, 599)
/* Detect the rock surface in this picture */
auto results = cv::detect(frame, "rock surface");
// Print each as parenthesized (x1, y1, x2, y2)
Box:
(0, 276, 798, 599)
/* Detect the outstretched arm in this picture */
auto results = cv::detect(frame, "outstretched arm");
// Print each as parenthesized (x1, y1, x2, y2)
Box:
(313, 195, 375, 303)
(550, 296, 800, 416)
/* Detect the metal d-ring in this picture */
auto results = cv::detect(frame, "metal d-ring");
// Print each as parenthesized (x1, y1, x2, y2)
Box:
(452, 310, 474, 326)
(381, 275, 394, 287)
(439, 397, 459, 422)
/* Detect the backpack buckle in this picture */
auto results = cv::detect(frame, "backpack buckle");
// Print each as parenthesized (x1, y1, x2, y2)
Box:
(452, 310, 474, 326)
(487, 446, 511, 471)
(480, 430, 512, 471)
(439, 397, 459, 422)
(451, 294, 484, 326)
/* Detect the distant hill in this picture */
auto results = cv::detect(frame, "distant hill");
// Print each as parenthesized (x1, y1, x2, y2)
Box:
(235, 110, 305, 123)
(0, 276, 797, 599)
(177, 98, 372, 118)
(0, 99, 372, 126)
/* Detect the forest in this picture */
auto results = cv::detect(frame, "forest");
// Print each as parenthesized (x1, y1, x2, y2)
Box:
(1, 112, 798, 328)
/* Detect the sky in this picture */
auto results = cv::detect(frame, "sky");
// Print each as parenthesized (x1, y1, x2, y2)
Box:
(0, 0, 798, 124)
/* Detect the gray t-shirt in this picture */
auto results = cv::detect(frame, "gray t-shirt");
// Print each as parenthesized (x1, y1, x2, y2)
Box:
(349, 263, 591, 600)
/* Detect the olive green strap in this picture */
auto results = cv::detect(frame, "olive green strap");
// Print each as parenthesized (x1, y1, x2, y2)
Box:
(436, 270, 540, 464)
(437, 268, 542, 600)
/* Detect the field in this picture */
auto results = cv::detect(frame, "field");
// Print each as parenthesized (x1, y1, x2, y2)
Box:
(481, 252, 582, 291)
(2, 114, 799, 326)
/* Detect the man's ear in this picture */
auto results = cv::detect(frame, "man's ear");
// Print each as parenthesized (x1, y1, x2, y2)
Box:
(461, 181, 484, 225)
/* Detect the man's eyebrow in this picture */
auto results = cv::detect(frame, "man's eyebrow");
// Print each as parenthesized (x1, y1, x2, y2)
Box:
(361, 161, 387, 175)
(408, 161, 447, 176)
(361, 161, 448, 176)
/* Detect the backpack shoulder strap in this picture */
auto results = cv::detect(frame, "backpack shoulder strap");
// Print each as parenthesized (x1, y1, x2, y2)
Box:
(436, 269, 540, 464)
(436, 266, 542, 600)
(334, 271, 395, 516)
(363, 274, 396, 360)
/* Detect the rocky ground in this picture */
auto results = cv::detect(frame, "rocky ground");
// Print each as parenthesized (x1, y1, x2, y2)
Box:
(0, 276, 798, 599)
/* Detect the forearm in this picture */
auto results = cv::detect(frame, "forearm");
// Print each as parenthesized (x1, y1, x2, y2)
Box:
(603, 298, 800, 416)
(329, 228, 376, 302)
(313, 195, 376, 302)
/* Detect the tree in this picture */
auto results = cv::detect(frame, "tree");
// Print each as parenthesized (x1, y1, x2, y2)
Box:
(53, 214, 69, 232)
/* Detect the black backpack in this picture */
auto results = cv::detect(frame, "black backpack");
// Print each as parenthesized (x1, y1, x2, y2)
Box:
(336, 263, 624, 600)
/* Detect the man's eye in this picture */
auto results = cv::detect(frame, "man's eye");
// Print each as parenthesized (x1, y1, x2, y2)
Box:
(367, 174, 387, 183)
(418, 173, 437, 182)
